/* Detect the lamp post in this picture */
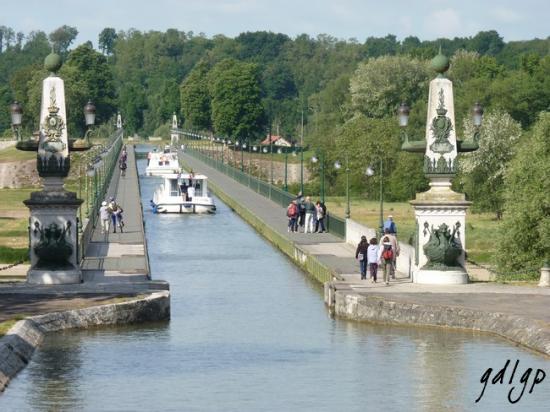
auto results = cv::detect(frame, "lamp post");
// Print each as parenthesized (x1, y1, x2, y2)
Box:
(83, 100, 96, 145)
(278, 148, 289, 191)
(334, 153, 350, 218)
(10, 101, 23, 141)
(366, 160, 384, 237)
(311, 152, 325, 203)
(300, 108, 304, 194)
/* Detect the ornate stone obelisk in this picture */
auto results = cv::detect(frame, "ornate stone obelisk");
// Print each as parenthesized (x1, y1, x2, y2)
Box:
(408, 52, 478, 284)
(24, 53, 83, 284)
(116, 112, 122, 129)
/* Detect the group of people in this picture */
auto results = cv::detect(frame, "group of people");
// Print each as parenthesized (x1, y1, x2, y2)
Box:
(355, 215, 399, 286)
(286, 193, 327, 233)
(119, 146, 128, 177)
(99, 196, 125, 234)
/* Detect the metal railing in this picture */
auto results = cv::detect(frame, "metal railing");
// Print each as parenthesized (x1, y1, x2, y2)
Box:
(78, 129, 124, 261)
(176, 129, 346, 239)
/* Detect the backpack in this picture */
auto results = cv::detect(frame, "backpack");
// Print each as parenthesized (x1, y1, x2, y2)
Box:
(287, 204, 297, 217)
(320, 202, 327, 214)
(382, 245, 394, 260)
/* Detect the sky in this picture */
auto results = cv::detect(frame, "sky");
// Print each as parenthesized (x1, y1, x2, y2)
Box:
(2, 0, 549, 47)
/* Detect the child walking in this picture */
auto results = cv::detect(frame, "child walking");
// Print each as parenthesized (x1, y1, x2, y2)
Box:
(379, 236, 394, 286)
(367, 237, 379, 283)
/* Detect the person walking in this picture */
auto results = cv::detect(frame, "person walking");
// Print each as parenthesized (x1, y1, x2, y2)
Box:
(367, 237, 379, 283)
(355, 235, 369, 280)
(304, 196, 316, 233)
(378, 236, 395, 286)
(315, 201, 326, 233)
(295, 192, 306, 232)
(286, 200, 298, 233)
(108, 197, 119, 233)
(119, 158, 127, 177)
(99, 201, 110, 234)
(379, 228, 400, 279)
(383, 215, 397, 235)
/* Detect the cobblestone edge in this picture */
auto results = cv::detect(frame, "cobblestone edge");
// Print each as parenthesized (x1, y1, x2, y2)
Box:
(0, 291, 170, 392)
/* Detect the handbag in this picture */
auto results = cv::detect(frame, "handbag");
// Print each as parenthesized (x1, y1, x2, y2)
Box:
(357, 253, 364, 261)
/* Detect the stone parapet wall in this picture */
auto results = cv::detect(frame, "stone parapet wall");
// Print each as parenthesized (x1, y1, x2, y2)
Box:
(324, 284, 550, 357)
(0, 291, 170, 392)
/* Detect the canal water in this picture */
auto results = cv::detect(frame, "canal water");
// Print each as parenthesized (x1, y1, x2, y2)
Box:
(2, 153, 549, 411)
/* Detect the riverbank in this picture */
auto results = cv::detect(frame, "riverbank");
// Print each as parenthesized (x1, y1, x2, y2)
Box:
(179, 150, 550, 357)
(0, 291, 169, 392)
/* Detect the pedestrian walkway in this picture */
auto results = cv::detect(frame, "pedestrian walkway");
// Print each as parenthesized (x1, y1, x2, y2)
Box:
(179, 151, 549, 345)
(81, 145, 150, 284)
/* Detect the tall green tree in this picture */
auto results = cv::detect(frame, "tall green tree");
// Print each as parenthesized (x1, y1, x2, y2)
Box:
(48, 25, 78, 55)
(496, 112, 550, 275)
(180, 60, 211, 129)
(458, 111, 522, 218)
(98, 28, 117, 55)
(208, 59, 264, 138)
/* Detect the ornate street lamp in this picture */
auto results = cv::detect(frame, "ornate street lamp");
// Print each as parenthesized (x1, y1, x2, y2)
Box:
(83, 100, 96, 145)
(311, 152, 325, 203)
(334, 154, 350, 218)
(365, 160, 384, 237)
(10, 101, 23, 141)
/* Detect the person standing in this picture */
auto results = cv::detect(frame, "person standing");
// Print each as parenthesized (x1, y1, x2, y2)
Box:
(383, 215, 397, 235)
(379, 228, 400, 279)
(367, 237, 379, 283)
(286, 200, 298, 233)
(315, 201, 326, 233)
(295, 192, 306, 232)
(187, 183, 195, 201)
(355, 236, 369, 280)
(99, 201, 110, 234)
(304, 196, 315, 233)
(378, 236, 394, 286)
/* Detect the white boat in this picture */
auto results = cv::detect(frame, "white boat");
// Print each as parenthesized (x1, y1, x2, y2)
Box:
(151, 173, 216, 214)
(145, 147, 180, 176)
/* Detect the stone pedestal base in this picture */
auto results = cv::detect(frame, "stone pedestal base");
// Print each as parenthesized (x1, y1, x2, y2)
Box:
(539, 266, 550, 287)
(27, 268, 82, 285)
(414, 269, 469, 285)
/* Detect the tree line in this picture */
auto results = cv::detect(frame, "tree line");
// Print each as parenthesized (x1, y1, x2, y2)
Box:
(0, 26, 548, 271)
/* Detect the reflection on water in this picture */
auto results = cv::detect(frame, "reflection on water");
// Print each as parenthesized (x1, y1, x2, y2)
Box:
(2, 150, 549, 411)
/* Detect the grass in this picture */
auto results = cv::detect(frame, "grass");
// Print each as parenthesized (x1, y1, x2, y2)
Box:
(0, 146, 35, 163)
(0, 315, 28, 337)
(325, 197, 500, 265)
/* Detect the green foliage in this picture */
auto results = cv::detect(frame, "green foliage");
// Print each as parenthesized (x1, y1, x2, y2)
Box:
(0, 246, 28, 263)
(98, 28, 117, 55)
(208, 59, 265, 138)
(180, 60, 211, 129)
(350, 55, 430, 118)
(49, 25, 79, 55)
(496, 112, 550, 274)
(459, 111, 522, 218)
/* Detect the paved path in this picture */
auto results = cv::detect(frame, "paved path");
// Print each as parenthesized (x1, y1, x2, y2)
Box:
(81, 145, 150, 283)
(179, 151, 549, 331)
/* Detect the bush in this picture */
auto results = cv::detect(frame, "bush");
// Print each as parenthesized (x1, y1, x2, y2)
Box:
(496, 112, 550, 276)
(0, 246, 28, 264)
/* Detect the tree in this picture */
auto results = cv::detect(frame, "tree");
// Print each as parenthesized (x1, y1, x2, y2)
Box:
(350, 55, 430, 118)
(98, 28, 117, 55)
(49, 25, 78, 55)
(496, 112, 550, 275)
(458, 110, 522, 218)
(468, 30, 504, 56)
(208, 59, 264, 138)
(41, 43, 117, 136)
(180, 60, 211, 129)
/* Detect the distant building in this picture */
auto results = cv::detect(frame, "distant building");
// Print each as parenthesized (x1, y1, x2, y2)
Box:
(260, 135, 292, 147)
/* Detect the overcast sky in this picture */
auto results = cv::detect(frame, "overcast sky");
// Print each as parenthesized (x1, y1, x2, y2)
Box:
(3, 0, 548, 47)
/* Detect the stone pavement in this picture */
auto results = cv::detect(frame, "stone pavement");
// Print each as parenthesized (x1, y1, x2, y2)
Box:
(179, 151, 549, 337)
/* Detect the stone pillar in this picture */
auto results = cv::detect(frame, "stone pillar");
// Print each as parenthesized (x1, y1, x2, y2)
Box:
(409, 53, 471, 284)
(116, 112, 122, 129)
(539, 264, 550, 287)
(24, 54, 83, 284)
